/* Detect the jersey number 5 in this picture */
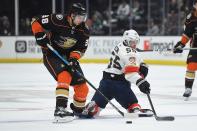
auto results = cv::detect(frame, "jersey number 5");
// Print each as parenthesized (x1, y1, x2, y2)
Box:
(107, 51, 122, 70)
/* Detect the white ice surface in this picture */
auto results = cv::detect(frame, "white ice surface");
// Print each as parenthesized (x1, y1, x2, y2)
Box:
(0, 63, 197, 131)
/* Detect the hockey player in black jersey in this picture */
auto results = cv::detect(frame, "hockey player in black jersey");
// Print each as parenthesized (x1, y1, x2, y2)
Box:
(31, 3, 90, 122)
(173, 0, 197, 100)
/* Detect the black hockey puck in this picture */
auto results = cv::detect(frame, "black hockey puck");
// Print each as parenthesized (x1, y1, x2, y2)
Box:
(126, 120, 132, 124)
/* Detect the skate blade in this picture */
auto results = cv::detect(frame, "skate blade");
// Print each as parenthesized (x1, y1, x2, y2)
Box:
(184, 97, 190, 101)
(138, 111, 154, 117)
(53, 116, 75, 123)
(124, 112, 153, 118)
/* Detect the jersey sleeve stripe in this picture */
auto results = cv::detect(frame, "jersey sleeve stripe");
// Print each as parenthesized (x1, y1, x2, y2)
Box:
(181, 34, 190, 45)
(124, 66, 139, 74)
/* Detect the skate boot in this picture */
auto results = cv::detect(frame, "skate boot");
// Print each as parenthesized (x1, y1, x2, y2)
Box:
(183, 88, 192, 101)
(54, 107, 74, 123)
(128, 103, 141, 113)
(128, 103, 153, 117)
(70, 102, 100, 118)
(70, 103, 85, 118)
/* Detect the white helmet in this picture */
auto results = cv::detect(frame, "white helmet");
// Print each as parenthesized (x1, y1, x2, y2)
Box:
(123, 29, 140, 48)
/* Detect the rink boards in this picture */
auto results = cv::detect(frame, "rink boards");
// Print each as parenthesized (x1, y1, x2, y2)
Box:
(0, 36, 189, 65)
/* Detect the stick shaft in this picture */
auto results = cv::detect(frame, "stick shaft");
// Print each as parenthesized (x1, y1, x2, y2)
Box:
(137, 47, 197, 52)
(146, 93, 157, 117)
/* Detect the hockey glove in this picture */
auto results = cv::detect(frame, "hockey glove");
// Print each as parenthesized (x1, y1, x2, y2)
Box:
(68, 57, 79, 73)
(173, 41, 185, 53)
(139, 63, 149, 78)
(68, 57, 79, 66)
(136, 78, 150, 94)
(34, 32, 49, 47)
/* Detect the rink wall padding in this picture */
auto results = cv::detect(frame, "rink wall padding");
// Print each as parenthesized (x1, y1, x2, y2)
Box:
(0, 36, 188, 65)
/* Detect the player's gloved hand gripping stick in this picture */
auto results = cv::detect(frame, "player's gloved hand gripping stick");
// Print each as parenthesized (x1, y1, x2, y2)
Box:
(46, 44, 150, 119)
(46, 44, 124, 116)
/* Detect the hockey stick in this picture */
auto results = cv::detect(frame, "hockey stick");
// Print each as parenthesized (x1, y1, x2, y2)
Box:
(146, 93, 175, 121)
(47, 44, 154, 119)
(46, 44, 125, 117)
(182, 47, 197, 50)
(136, 48, 197, 52)
(136, 48, 171, 52)
(47, 44, 152, 119)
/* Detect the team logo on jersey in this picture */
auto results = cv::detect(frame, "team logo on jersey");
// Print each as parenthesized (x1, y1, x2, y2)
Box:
(56, 14, 63, 20)
(129, 57, 136, 65)
(58, 37, 77, 49)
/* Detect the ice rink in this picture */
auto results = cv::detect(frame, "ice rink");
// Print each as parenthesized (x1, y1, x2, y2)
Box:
(0, 63, 197, 131)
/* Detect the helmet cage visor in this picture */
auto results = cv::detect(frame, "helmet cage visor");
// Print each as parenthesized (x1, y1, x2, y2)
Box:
(125, 37, 139, 48)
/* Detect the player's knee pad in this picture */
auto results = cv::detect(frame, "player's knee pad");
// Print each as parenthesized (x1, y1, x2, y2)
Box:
(187, 62, 197, 71)
(84, 101, 101, 117)
(73, 83, 89, 108)
(56, 71, 71, 99)
(57, 71, 71, 88)
(74, 83, 89, 98)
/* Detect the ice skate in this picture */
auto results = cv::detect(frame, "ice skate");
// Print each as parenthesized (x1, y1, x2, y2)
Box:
(129, 108, 153, 117)
(128, 103, 153, 117)
(53, 107, 75, 123)
(183, 88, 192, 101)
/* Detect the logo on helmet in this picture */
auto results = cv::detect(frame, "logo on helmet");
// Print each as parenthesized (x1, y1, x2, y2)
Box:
(56, 14, 63, 20)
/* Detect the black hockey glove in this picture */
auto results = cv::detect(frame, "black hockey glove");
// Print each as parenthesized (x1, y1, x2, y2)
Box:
(68, 57, 79, 67)
(173, 41, 185, 53)
(136, 78, 150, 94)
(139, 63, 149, 78)
(34, 32, 49, 47)
(68, 57, 79, 73)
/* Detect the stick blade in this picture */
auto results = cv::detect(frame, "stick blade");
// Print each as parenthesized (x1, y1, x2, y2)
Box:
(156, 116, 175, 121)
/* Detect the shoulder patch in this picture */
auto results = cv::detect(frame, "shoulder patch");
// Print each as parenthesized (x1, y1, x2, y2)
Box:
(56, 14, 63, 20)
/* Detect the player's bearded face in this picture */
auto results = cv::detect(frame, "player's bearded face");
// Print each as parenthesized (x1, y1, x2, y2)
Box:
(73, 14, 87, 25)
